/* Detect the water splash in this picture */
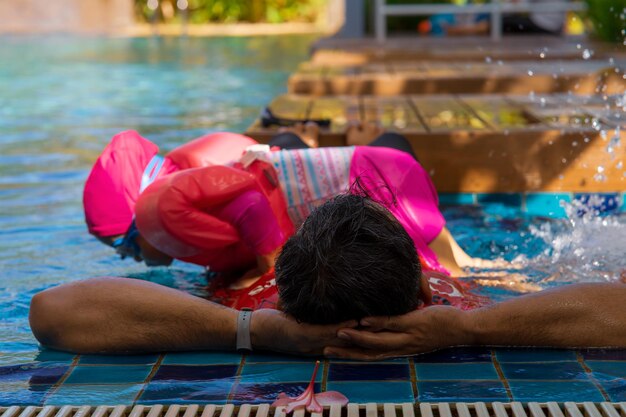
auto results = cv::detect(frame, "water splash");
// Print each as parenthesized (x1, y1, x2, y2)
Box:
(518, 196, 626, 284)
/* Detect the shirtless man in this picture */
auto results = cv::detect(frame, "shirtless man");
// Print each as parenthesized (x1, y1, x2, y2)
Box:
(29, 194, 626, 357)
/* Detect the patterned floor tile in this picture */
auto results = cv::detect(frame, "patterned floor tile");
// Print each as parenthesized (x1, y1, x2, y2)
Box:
(500, 361, 587, 380)
(415, 363, 499, 380)
(139, 381, 232, 404)
(495, 348, 578, 363)
(417, 380, 508, 402)
(152, 365, 238, 382)
(0, 363, 69, 385)
(328, 363, 410, 381)
(45, 384, 144, 405)
(78, 354, 160, 365)
(240, 362, 319, 384)
(230, 382, 315, 404)
(162, 352, 242, 365)
(64, 365, 153, 384)
(326, 381, 414, 403)
(508, 380, 605, 402)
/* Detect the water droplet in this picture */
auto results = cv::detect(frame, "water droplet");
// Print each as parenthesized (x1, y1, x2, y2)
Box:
(597, 166, 605, 173)
(617, 161, 623, 169)
(572, 141, 578, 147)
(582, 49, 593, 60)
(576, 44, 582, 49)
(527, 70, 534, 76)
(539, 52, 545, 59)
(485, 56, 492, 63)
(562, 158, 567, 164)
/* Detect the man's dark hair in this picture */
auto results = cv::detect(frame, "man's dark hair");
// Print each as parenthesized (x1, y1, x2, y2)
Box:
(275, 193, 422, 324)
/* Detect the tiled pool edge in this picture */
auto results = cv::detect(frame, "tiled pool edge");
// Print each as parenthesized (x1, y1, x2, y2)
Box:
(2, 402, 626, 417)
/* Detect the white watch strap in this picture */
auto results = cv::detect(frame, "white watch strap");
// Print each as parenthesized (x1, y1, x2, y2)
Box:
(236, 309, 253, 352)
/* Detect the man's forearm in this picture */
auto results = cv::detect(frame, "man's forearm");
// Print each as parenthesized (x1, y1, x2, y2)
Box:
(30, 277, 238, 353)
(465, 283, 626, 348)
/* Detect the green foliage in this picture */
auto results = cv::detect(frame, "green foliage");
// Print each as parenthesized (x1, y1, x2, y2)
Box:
(135, 0, 327, 24)
(585, 0, 626, 43)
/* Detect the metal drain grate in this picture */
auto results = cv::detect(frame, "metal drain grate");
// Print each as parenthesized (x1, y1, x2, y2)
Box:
(1, 403, 626, 417)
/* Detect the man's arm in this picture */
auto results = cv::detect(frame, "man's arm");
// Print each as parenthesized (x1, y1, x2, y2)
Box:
(29, 277, 354, 355)
(325, 283, 626, 360)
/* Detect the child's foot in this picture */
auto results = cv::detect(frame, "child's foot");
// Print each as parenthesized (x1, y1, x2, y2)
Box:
(278, 122, 319, 148)
(346, 121, 385, 146)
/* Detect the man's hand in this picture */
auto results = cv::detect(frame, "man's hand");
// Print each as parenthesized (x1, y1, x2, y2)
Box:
(252, 309, 358, 356)
(322, 306, 472, 360)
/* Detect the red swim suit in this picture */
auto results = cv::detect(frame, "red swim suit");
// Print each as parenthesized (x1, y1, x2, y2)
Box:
(207, 267, 489, 312)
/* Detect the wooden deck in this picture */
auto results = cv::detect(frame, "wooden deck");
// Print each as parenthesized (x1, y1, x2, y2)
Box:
(246, 93, 625, 193)
(288, 59, 626, 95)
(310, 36, 626, 65)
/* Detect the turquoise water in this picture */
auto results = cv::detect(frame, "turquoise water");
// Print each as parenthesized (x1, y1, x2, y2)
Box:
(1, 35, 626, 406)
(0, 35, 316, 362)
(1, 34, 626, 362)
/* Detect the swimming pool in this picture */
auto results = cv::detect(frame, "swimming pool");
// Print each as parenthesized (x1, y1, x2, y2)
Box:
(1, 35, 625, 406)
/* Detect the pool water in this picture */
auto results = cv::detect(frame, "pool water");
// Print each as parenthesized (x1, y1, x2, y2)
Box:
(1, 35, 626, 406)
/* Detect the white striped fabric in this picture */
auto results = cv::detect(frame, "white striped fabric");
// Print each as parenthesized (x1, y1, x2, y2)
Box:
(268, 147, 355, 227)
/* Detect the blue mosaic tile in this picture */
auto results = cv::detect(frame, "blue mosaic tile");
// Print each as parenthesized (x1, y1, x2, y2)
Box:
(586, 361, 626, 380)
(46, 384, 144, 405)
(152, 365, 238, 382)
(495, 348, 578, 363)
(508, 381, 604, 402)
(525, 193, 571, 218)
(34, 350, 76, 364)
(65, 365, 153, 384)
(581, 349, 626, 361)
(599, 378, 626, 401)
(621, 193, 626, 212)
(329, 357, 409, 364)
(417, 380, 508, 402)
(439, 193, 475, 205)
(245, 353, 315, 363)
(328, 363, 410, 381)
(413, 347, 493, 363)
(230, 382, 317, 404)
(415, 363, 498, 380)
(139, 381, 232, 404)
(0, 383, 51, 406)
(573, 193, 621, 215)
(327, 381, 414, 403)
(477, 193, 523, 207)
(240, 362, 320, 384)
(79, 354, 160, 365)
(500, 361, 587, 380)
(162, 352, 242, 365)
(0, 363, 69, 385)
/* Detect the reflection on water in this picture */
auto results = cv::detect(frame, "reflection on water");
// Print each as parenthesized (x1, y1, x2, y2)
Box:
(0, 35, 315, 360)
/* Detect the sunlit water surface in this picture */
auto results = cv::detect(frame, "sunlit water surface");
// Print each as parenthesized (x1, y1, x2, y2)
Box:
(0, 35, 625, 366)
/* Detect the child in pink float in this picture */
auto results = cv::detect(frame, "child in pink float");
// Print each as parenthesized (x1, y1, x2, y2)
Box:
(84, 124, 490, 311)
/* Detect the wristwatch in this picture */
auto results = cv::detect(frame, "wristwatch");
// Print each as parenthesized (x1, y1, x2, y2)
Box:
(236, 309, 253, 352)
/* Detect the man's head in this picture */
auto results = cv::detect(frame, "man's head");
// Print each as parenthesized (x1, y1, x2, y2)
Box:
(275, 194, 422, 324)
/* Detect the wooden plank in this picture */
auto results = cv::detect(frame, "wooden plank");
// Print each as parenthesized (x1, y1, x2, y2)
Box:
(362, 96, 426, 132)
(411, 96, 488, 131)
(289, 60, 625, 96)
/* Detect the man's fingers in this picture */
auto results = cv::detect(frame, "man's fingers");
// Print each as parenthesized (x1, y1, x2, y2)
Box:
(359, 315, 406, 332)
(337, 329, 409, 350)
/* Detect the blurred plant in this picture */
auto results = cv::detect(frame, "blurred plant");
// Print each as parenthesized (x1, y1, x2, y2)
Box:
(584, 0, 626, 43)
(135, 0, 328, 24)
